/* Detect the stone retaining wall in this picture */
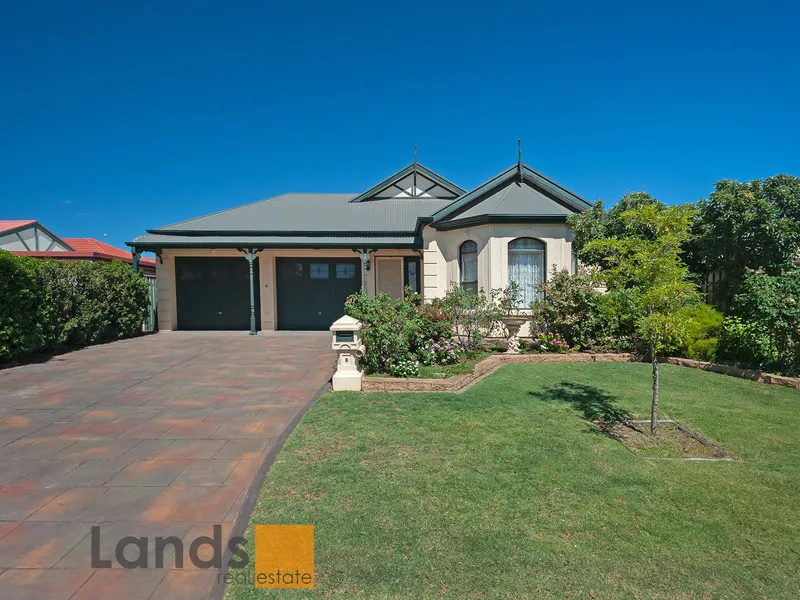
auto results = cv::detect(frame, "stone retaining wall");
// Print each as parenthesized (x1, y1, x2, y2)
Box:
(663, 357, 800, 390)
(361, 353, 800, 393)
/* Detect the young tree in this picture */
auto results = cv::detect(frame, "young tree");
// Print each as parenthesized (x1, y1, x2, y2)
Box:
(584, 204, 700, 435)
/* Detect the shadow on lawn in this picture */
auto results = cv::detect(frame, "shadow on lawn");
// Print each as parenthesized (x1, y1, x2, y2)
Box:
(529, 381, 630, 424)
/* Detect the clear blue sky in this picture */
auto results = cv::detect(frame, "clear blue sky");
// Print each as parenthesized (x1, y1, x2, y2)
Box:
(1, 0, 798, 252)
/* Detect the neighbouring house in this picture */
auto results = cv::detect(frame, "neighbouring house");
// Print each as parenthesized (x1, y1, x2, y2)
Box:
(1, 220, 156, 276)
(127, 157, 591, 332)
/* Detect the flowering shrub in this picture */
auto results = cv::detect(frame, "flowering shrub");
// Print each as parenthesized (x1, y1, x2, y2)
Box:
(345, 290, 460, 375)
(418, 339, 462, 366)
(530, 267, 631, 351)
(388, 359, 420, 378)
(434, 285, 503, 350)
(530, 331, 571, 354)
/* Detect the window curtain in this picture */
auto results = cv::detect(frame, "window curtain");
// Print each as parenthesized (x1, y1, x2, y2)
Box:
(508, 238, 544, 307)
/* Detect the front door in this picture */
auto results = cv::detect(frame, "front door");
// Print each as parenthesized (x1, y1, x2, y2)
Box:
(276, 258, 362, 330)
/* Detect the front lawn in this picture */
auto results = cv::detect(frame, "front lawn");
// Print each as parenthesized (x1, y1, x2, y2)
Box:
(227, 363, 800, 599)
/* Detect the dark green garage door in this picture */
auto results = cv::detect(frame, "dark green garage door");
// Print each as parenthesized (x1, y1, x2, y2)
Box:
(276, 258, 362, 330)
(175, 257, 261, 330)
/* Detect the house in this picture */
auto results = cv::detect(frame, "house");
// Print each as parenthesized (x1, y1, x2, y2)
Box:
(127, 156, 591, 332)
(1, 220, 156, 276)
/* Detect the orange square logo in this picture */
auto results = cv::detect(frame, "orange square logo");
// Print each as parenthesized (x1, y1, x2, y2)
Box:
(254, 524, 314, 589)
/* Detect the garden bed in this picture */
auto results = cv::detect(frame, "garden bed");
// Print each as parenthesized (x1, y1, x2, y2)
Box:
(608, 420, 733, 460)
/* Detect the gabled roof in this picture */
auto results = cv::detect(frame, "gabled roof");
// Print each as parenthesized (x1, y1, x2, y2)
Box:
(0, 220, 37, 234)
(0, 220, 75, 251)
(127, 158, 591, 250)
(429, 163, 591, 229)
(348, 162, 465, 203)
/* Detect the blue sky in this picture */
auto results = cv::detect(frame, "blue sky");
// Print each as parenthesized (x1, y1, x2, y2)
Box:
(1, 0, 798, 252)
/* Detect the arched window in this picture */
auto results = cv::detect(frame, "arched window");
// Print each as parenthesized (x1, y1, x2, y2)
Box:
(459, 240, 478, 294)
(508, 238, 545, 307)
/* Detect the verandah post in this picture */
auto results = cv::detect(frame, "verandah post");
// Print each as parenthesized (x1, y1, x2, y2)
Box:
(360, 250, 371, 294)
(242, 249, 260, 335)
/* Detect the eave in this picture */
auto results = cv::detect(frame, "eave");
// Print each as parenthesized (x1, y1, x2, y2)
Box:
(431, 215, 569, 231)
(127, 240, 422, 250)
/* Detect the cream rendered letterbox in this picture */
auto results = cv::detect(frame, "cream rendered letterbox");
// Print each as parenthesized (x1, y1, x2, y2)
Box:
(330, 315, 364, 391)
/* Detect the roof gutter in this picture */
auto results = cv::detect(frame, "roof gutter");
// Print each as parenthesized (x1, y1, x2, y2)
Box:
(432, 214, 569, 231)
(126, 240, 422, 251)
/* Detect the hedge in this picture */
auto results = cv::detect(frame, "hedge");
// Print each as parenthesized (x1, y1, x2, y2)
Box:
(0, 250, 149, 363)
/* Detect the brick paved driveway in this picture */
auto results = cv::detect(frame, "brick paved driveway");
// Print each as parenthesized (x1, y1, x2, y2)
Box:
(0, 331, 334, 600)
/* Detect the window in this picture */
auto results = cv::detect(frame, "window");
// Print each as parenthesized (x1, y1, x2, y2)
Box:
(309, 263, 329, 279)
(508, 238, 545, 307)
(572, 246, 579, 274)
(459, 240, 478, 294)
(336, 263, 356, 279)
(404, 257, 420, 294)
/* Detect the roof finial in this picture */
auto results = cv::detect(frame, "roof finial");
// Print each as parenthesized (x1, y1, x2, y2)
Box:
(517, 139, 523, 183)
(414, 145, 418, 166)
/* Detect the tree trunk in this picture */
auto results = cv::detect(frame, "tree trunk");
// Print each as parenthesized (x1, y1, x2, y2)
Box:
(651, 337, 660, 436)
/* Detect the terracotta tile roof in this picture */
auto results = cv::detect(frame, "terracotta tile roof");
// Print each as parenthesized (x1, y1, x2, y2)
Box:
(11, 237, 155, 269)
(62, 238, 156, 267)
(0, 219, 36, 234)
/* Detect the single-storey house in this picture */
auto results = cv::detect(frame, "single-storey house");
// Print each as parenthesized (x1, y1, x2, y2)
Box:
(128, 156, 591, 332)
(1, 220, 156, 276)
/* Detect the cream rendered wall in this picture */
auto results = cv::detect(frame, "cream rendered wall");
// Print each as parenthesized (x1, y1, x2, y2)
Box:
(156, 248, 419, 331)
(421, 223, 575, 337)
(422, 223, 575, 297)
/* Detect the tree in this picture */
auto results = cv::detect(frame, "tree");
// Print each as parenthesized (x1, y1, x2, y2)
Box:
(731, 270, 800, 376)
(567, 191, 664, 267)
(685, 174, 800, 310)
(584, 204, 700, 435)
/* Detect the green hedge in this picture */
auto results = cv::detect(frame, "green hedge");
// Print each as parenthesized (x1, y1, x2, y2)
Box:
(0, 250, 149, 363)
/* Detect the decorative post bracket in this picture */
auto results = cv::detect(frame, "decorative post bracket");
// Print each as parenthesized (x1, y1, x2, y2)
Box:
(131, 248, 142, 274)
(355, 248, 377, 295)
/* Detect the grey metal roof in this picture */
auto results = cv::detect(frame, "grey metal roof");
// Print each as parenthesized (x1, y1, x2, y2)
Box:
(129, 233, 418, 248)
(127, 160, 591, 249)
(431, 163, 591, 224)
(454, 179, 574, 220)
(152, 194, 451, 234)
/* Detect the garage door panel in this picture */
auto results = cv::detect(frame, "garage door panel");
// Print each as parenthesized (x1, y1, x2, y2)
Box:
(175, 257, 260, 331)
(276, 258, 361, 330)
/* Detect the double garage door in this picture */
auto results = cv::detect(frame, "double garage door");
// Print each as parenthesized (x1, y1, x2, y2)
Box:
(175, 257, 361, 331)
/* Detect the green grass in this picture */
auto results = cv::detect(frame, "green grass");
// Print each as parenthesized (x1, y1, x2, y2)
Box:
(417, 352, 492, 379)
(226, 363, 800, 599)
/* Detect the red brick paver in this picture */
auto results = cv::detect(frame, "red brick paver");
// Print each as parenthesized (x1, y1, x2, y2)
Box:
(0, 331, 333, 600)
